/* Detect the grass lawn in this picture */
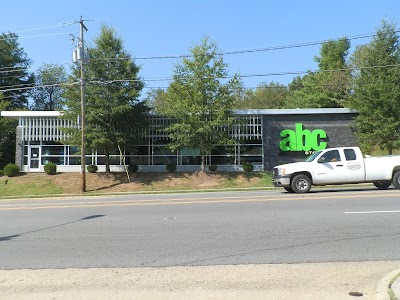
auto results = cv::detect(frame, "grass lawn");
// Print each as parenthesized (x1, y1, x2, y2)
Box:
(0, 172, 274, 198)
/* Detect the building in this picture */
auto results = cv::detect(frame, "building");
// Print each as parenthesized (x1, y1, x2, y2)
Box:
(0, 108, 358, 172)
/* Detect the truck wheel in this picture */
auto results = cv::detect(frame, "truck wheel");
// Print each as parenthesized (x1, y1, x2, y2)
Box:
(291, 174, 311, 193)
(373, 181, 391, 190)
(284, 187, 294, 193)
(392, 171, 400, 189)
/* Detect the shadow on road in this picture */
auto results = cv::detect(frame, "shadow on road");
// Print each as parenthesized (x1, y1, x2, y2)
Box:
(0, 214, 105, 242)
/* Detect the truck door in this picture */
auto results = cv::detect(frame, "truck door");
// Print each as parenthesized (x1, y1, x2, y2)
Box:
(343, 148, 365, 182)
(313, 149, 346, 184)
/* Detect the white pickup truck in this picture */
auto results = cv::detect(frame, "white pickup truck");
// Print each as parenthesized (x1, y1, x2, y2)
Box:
(272, 146, 400, 193)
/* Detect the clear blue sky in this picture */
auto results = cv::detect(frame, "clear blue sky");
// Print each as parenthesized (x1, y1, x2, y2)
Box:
(1, 0, 399, 96)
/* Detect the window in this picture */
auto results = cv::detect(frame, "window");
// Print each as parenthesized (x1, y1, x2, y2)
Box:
(344, 149, 357, 161)
(320, 150, 341, 162)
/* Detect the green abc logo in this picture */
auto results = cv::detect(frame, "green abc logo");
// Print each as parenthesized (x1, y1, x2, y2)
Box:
(280, 123, 327, 152)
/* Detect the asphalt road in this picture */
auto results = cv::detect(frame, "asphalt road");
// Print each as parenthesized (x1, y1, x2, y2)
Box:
(1, 187, 400, 269)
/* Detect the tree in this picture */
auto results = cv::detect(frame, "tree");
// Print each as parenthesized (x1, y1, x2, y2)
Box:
(0, 32, 33, 168)
(0, 32, 34, 109)
(237, 81, 288, 109)
(62, 25, 147, 173)
(285, 38, 351, 108)
(0, 99, 18, 168)
(156, 37, 238, 172)
(145, 88, 167, 110)
(349, 20, 400, 154)
(30, 63, 67, 110)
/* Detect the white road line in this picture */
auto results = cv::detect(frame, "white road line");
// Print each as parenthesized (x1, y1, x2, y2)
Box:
(344, 210, 400, 214)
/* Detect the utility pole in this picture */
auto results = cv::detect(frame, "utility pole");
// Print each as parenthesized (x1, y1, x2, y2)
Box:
(73, 17, 88, 192)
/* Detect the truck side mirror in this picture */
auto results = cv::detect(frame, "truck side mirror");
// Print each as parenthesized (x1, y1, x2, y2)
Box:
(318, 157, 326, 163)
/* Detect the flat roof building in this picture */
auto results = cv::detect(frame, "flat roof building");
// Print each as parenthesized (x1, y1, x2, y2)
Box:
(1, 108, 358, 172)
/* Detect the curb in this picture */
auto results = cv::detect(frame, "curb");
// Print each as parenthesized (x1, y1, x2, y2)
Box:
(375, 269, 400, 300)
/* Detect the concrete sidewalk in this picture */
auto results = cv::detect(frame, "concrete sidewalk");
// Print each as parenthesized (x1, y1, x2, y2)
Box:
(375, 269, 400, 300)
(1, 261, 400, 300)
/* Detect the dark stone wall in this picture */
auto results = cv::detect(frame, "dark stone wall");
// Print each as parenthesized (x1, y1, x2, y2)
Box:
(263, 112, 358, 170)
(15, 126, 23, 169)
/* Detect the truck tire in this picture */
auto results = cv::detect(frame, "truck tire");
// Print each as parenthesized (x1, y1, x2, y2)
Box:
(291, 174, 311, 193)
(392, 171, 400, 189)
(373, 181, 391, 190)
(284, 187, 294, 193)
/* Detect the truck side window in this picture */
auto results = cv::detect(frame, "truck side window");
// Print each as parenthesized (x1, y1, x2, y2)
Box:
(344, 149, 357, 161)
(320, 150, 341, 162)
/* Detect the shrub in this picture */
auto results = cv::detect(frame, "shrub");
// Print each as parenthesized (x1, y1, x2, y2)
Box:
(128, 164, 139, 173)
(165, 163, 176, 172)
(87, 164, 98, 173)
(242, 162, 254, 172)
(4, 163, 20, 177)
(0, 170, 3, 177)
(44, 162, 57, 175)
(208, 164, 217, 172)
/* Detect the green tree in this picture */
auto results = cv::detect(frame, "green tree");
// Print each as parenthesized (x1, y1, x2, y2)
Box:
(0, 32, 33, 168)
(0, 100, 17, 168)
(62, 25, 147, 173)
(0, 32, 34, 109)
(349, 20, 400, 154)
(237, 81, 288, 109)
(285, 38, 351, 108)
(30, 63, 67, 110)
(156, 37, 238, 171)
(145, 88, 167, 110)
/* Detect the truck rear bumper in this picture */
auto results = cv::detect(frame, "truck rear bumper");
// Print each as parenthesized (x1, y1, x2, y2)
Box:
(272, 175, 291, 187)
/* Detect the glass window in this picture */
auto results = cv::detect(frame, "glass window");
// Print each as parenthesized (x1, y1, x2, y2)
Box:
(69, 146, 80, 155)
(69, 157, 81, 165)
(42, 146, 64, 156)
(133, 146, 149, 155)
(181, 156, 201, 165)
(211, 156, 237, 165)
(109, 155, 120, 165)
(41, 156, 64, 165)
(240, 156, 262, 164)
(240, 145, 262, 155)
(153, 156, 177, 165)
(153, 146, 174, 155)
(320, 150, 341, 162)
(211, 146, 236, 155)
(344, 149, 357, 161)
(129, 156, 150, 165)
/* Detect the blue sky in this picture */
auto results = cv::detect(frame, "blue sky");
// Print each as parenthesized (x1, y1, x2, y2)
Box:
(1, 0, 399, 96)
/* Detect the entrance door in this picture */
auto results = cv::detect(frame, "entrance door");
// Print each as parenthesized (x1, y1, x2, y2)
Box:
(30, 146, 40, 170)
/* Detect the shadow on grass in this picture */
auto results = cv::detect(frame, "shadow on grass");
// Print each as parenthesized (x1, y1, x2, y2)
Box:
(87, 171, 269, 191)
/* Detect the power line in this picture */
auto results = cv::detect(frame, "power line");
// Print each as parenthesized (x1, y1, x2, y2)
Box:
(88, 63, 400, 84)
(92, 30, 399, 61)
(2, 63, 399, 93)
(0, 32, 72, 42)
(0, 21, 74, 33)
(0, 81, 79, 93)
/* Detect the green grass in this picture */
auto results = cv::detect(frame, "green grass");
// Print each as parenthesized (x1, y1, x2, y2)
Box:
(0, 172, 274, 198)
(0, 176, 64, 197)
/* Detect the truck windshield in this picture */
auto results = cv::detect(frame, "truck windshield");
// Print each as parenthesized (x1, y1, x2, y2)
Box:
(305, 151, 322, 162)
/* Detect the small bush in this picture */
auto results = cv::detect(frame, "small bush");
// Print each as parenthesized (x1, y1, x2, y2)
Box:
(128, 164, 139, 173)
(242, 162, 254, 172)
(44, 162, 57, 175)
(208, 164, 217, 172)
(165, 163, 176, 172)
(87, 164, 98, 173)
(4, 163, 20, 177)
(0, 170, 3, 177)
